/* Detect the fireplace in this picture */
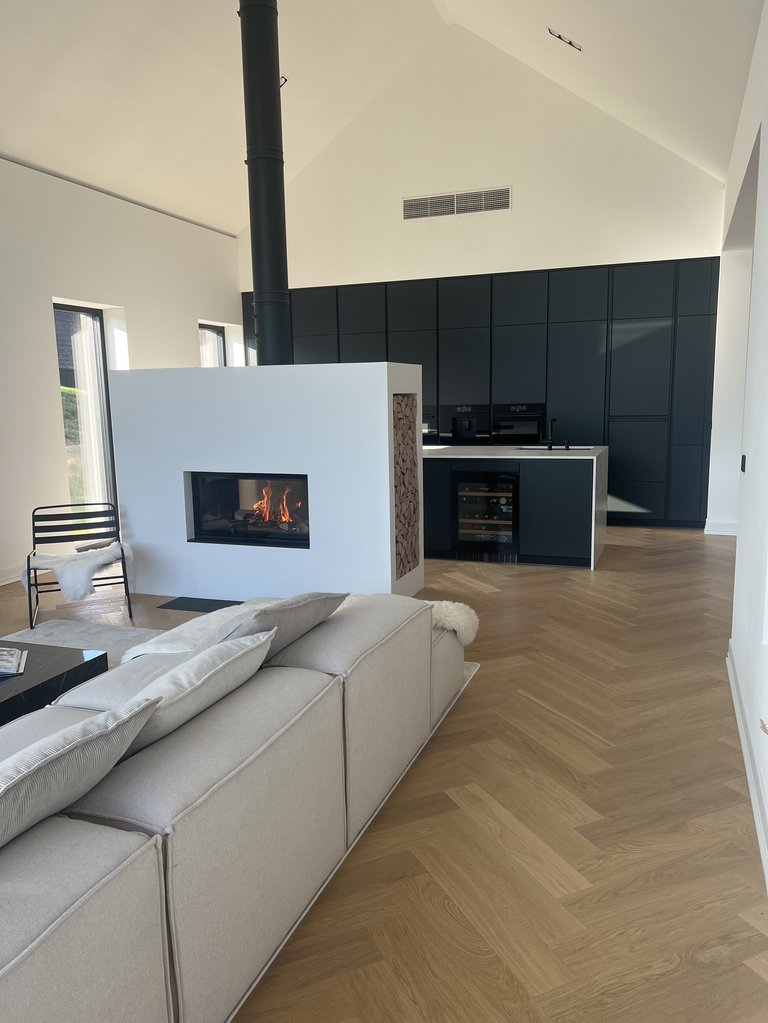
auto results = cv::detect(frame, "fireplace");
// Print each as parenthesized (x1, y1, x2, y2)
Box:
(188, 472, 309, 548)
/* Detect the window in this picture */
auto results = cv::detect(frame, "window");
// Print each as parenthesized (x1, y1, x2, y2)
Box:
(199, 323, 226, 367)
(54, 304, 116, 505)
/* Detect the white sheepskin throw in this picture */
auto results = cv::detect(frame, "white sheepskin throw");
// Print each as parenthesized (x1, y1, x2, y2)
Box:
(428, 600, 479, 647)
(22, 542, 128, 601)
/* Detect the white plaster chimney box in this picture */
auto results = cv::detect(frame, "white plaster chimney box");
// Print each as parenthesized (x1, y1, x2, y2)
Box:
(108, 363, 424, 599)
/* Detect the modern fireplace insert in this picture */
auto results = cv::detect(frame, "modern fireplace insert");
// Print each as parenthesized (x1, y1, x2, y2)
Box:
(188, 472, 309, 548)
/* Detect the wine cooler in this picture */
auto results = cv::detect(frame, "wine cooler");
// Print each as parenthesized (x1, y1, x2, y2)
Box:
(452, 469, 519, 561)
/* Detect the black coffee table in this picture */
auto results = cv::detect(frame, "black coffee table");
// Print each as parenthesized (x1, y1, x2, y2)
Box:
(0, 641, 108, 726)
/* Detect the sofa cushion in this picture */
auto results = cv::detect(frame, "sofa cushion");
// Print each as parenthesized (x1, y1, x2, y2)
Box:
(0, 706, 97, 760)
(120, 602, 271, 661)
(0, 696, 158, 850)
(54, 650, 191, 712)
(233, 592, 348, 655)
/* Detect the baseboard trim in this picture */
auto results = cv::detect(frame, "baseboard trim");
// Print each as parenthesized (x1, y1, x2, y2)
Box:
(726, 644, 768, 893)
(705, 520, 737, 536)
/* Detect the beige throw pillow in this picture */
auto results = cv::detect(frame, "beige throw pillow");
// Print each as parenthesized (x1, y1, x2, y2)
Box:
(125, 630, 276, 753)
(0, 697, 159, 850)
(120, 601, 276, 662)
(232, 592, 348, 656)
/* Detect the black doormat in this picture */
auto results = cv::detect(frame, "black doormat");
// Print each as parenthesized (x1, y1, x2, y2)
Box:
(157, 597, 244, 612)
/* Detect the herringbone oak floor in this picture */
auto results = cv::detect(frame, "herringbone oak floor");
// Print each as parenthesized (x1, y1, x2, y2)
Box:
(1, 527, 766, 1022)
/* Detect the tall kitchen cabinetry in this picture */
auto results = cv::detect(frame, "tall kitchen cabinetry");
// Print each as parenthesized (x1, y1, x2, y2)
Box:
(244, 256, 718, 527)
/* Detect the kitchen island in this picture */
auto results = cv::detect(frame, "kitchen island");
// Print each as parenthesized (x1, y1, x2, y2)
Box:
(423, 445, 608, 569)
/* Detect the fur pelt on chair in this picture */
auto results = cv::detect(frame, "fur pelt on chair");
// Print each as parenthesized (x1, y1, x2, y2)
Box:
(22, 542, 129, 602)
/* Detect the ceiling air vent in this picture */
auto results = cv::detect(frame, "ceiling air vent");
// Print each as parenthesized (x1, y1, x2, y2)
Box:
(403, 187, 510, 220)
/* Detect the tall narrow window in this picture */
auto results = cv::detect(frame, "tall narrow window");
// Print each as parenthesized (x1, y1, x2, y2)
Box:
(54, 305, 116, 506)
(199, 323, 226, 367)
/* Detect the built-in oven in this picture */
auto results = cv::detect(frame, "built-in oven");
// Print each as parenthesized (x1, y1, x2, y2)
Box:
(451, 467, 519, 562)
(491, 402, 546, 445)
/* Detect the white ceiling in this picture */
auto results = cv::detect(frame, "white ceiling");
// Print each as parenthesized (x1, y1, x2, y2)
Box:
(0, 0, 762, 236)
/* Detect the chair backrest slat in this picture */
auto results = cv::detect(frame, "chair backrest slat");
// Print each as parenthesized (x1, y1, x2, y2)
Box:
(31, 503, 121, 548)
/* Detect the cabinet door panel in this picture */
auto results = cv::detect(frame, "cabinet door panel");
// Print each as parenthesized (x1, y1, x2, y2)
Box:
(291, 287, 338, 336)
(612, 262, 674, 319)
(668, 445, 704, 521)
(387, 280, 436, 331)
(677, 260, 712, 316)
(549, 267, 608, 322)
(339, 333, 387, 363)
(423, 459, 452, 554)
(608, 420, 668, 483)
(609, 318, 673, 416)
(609, 482, 666, 519)
(492, 325, 547, 404)
(338, 284, 386, 333)
(388, 330, 437, 405)
(547, 321, 607, 444)
(518, 461, 593, 559)
(492, 272, 548, 325)
(672, 315, 709, 445)
(293, 335, 338, 364)
(438, 327, 491, 405)
(438, 276, 491, 328)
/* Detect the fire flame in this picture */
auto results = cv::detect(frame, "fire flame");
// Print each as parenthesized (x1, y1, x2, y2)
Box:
(253, 481, 294, 524)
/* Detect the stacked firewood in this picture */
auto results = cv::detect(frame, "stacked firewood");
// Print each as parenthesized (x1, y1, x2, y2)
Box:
(393, 393, 420, 580)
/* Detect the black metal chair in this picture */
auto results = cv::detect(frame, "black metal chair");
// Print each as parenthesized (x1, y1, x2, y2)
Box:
(25, 502, 133, 628)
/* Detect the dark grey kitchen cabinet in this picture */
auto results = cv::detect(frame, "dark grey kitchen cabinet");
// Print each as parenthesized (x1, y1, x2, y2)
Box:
(609, 481, 667, 520)
(339, 332, 387, 363)
(668, 445, 704, 521)
(292, 335, 338, 364)
(438, 276, 491, 328)
(387, 279, 437, 331)
(291, 287, 338, 336)
(438, 327, 491, 404)
(492, 271, 548, 325)
(608, 420, 669, 483)
(548, 267, 609, 322)
(612, 262, 675, 319)
(337, 284, 386, 334)
(388, 330, 437, 406)
(671, 315, 710, 446)
(518, 460, 593, 563)
(492, 324, 547, 404)
(423, 459, 452, 555)
(678, 259, 714, 316)
(546, 321, 607, 444)
(609, 318, 673, 416)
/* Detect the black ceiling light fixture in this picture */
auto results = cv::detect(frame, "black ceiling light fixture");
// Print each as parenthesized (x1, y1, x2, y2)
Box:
(547, 27, 583, 52)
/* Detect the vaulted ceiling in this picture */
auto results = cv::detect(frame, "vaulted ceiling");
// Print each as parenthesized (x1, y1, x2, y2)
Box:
(0, 0, 762, 235)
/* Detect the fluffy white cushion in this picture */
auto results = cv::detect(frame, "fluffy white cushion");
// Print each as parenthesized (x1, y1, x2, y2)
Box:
(428, 601, 479, 647)
(125, 630, 276, 753)
(121, 602, 273, 662)
(0, 697, 158, 850)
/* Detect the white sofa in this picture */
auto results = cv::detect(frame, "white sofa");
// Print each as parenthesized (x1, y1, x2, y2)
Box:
(0, 594, 472, 1023)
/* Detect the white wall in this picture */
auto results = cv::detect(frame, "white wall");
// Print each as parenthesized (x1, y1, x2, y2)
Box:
(0, 159, 241, 583)
(706, 248, 752, 535)
(108, 364, 423, 600)
(723, 2, 768, 888)
(240, 24, 723, 290)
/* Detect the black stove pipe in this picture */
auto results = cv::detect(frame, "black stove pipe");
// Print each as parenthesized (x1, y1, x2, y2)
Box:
(239, 0, 292, 365)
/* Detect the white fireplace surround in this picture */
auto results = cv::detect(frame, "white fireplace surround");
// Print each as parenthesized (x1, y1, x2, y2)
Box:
(108, 362, 424, 600)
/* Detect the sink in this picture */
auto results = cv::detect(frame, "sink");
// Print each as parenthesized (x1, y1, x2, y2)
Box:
(515, 445, 594, 451)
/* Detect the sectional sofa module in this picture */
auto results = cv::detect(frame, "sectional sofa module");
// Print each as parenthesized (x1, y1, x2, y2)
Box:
(0, 593, 475, 1023)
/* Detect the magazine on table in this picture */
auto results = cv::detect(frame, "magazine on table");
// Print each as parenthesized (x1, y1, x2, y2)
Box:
(0, 647, 27, 676)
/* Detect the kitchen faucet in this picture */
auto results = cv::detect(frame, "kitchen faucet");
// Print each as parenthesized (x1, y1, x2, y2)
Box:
(545, 417, 557, 450)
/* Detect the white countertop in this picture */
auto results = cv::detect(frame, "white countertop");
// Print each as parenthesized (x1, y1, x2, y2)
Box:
(422, 445, 608, 461)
